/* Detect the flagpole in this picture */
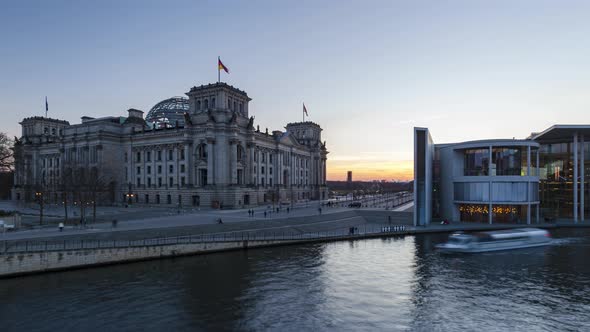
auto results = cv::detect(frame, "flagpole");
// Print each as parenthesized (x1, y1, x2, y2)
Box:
(218, 56, 220, 83)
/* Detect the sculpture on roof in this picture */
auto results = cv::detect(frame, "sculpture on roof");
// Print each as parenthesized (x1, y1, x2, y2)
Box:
(228, 111, 238, 124)
(207, 109, 216, 123)
(183, 112, 193, 126)
(247, 116, 255, 130)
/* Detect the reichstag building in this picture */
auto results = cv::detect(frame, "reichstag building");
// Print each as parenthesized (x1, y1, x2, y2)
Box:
(13, 83, 329, 208)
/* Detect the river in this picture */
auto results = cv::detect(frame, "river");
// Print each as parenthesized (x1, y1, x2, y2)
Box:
(1, 228, 589, 331)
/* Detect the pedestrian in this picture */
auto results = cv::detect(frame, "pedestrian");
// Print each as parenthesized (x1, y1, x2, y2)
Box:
(218, 218, 223, 224)
(287, 207, 290, 213)
(276, 207, 279, 213)
(318, 207, 322, 215)
(264, 211, 267, 218)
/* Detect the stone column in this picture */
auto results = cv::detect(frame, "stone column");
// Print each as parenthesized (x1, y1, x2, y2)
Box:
(258, 149, 262, 186)
(229, 140, 237, 184)
(185, 144, 191, 186)
(247, 144, 254, 185)
(207, 139, 215, 185)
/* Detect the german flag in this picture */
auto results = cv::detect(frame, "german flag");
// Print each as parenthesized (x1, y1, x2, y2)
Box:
(218, 58, 229, 73)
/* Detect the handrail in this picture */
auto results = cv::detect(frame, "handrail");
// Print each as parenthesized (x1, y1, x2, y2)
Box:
(0, 225, 409, 254)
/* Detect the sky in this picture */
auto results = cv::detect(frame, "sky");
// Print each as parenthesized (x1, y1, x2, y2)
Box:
(1, 0, 590, 181)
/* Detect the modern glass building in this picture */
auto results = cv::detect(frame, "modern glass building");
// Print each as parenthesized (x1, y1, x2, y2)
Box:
(414, 125, 589, 225)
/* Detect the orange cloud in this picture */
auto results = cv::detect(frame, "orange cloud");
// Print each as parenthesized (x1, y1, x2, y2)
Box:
(327, 159, 413, 181)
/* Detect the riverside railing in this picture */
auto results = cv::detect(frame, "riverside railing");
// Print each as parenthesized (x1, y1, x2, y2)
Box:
(0, 225, 409, 255)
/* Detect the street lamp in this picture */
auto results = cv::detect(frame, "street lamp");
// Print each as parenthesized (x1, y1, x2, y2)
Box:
(35, 191, 44, 225)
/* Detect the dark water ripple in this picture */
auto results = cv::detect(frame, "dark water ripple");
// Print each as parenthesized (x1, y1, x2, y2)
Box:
(1, 229, 590, 331)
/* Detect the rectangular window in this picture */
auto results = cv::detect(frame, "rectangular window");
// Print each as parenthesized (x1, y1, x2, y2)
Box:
(168, 150, 173, 161)
(181, 177, 186, 186)
(180, 149, 185, 160)
(158, 177, 162, 187)
(200, 169, 207, 186)
(158, 165, 162, 174)
(270, 167, 273, 175)
(157, 150, 162, 161)
(147, 177, 152, 187)
(147, 166, 151, 174)
(262, 166, 265, 174)
(156, 194, 160, 204)
(145, 194, 149, 203)
(136, 152, 141, 163)
(167, 195, 172, 204)
(492, 147, 523, 176)
(137, 177, 141, 186)
(169, 177, 174, 186)
(147, 151, 151, 162)
(181, 164, 185, 173)
(136, 166, 140, 175)
(269, 154, 273, 163)
(464, 149, 489, 176)
(169, 165, 173, 173)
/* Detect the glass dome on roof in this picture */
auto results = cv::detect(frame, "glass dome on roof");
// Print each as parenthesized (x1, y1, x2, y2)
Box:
(145, 97, 189, 127)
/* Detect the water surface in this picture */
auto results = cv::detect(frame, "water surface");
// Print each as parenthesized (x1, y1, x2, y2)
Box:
(1, 229, 589, 331)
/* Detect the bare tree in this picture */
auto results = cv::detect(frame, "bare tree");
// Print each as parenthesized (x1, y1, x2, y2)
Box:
(0, 132, 14, 172)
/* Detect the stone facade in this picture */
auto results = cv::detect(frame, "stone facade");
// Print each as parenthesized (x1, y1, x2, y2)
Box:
(12, 83, 329, 208)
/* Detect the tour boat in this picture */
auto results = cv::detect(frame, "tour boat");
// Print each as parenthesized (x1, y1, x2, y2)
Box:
(436, 228, 552, 253)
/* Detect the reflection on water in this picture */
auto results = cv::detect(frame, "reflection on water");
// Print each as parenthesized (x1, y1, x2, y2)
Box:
(0, 229, 589, 331)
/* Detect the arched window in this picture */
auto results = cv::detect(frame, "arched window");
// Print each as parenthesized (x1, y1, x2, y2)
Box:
(51, 128, 56, 135)
(196, 100, 201, 110)
(228, 98, 231, 109)
(204, 99, 209, 109)
(234, 101, 237, 111)
(211, 98, 216, 108)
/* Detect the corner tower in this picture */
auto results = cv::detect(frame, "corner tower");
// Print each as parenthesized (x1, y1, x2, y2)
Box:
(186, 83, 252, 118)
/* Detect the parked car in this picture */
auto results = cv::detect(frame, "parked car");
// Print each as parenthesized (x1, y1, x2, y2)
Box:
(348, 202, 362, 208)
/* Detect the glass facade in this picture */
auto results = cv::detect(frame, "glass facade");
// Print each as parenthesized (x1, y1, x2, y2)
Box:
(459, 204, 489, 223)
(464, 149, 489, 176)
(539, 141, 590, 219)
(458, 204, 532, 223)
(492, 147, 526, 176)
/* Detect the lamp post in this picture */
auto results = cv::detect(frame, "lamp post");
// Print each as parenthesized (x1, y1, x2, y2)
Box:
(35, 191, 44, 225)
(125, 182, 133, 207)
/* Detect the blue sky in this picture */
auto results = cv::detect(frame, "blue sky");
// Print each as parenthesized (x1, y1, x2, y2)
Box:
(2, 1, 590, 180)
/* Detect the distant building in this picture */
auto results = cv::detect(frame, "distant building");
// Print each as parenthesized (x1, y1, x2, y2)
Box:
(347, 171, 352, 183)
(414, 125, 589, 226)
(12, 82, 329, 208)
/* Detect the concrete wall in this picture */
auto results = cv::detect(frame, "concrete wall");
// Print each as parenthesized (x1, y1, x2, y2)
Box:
(0, 239, 306, 278)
